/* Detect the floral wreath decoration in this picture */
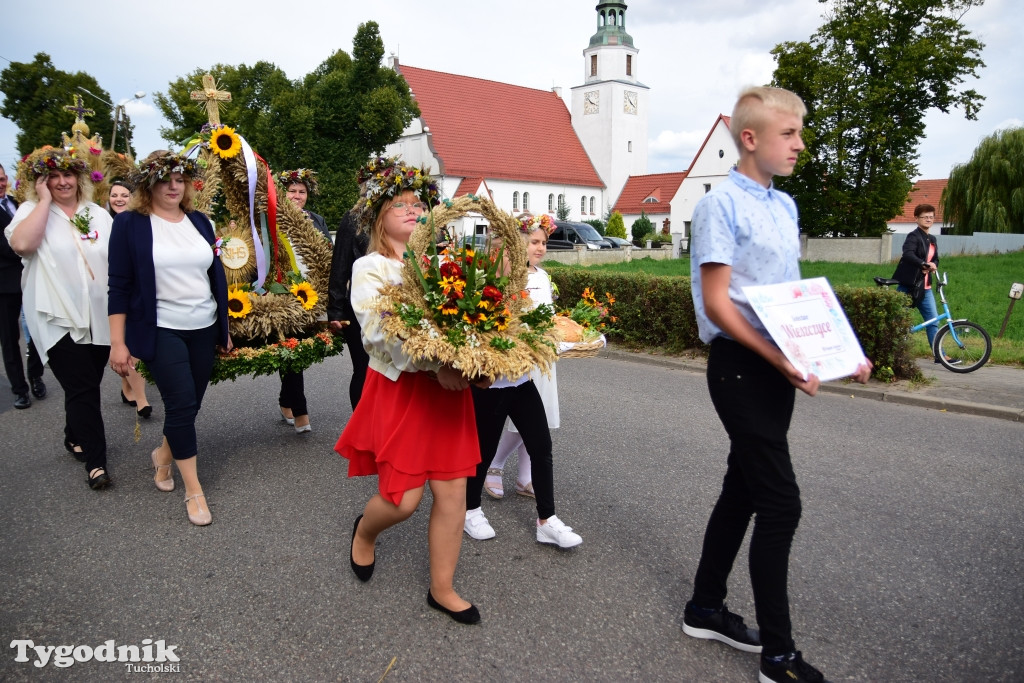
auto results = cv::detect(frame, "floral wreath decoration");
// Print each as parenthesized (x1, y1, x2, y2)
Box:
(130, 152, 202, 188)
(277, 169, 319, 195)
(16, 146, 90, 187)
(354, 156, 441, 232)
(373, 194, 560, 383)
(518, 213, 556, 236)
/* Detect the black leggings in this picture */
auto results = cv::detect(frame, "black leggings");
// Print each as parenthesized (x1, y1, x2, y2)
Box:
(467, 381, 555, 520)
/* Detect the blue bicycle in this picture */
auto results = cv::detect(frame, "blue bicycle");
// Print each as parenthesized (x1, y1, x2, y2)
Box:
(874, 272, 992, 373)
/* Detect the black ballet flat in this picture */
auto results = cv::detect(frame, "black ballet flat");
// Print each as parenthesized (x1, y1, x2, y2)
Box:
(120, 390, 136, 407)
(427, 590, 480, 625)
(63, 438, 86, 463)
(350, 515, 374, 582)
(87, 467, 111, 490)
(137, 405, 153, 419)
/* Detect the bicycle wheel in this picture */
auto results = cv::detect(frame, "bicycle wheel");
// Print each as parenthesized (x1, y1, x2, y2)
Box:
(933, 321, 992, 373)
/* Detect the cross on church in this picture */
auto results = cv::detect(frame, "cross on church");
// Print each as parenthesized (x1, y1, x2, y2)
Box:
(190, 74, 232, 126)
(63, 94, 95, 123)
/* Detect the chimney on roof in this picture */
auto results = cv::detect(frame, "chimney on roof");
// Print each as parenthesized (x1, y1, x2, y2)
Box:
(552, 86, 562, 98)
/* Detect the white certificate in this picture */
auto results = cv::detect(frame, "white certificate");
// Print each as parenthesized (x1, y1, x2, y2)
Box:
(742, 277, 867, 382)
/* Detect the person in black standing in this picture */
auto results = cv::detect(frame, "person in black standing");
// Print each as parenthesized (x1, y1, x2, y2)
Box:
(0, 162, 46, 410)
(327, 208, 369, 409)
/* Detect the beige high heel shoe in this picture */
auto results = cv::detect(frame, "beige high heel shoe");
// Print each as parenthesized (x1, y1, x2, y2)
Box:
(151, 449, 174, 492)
(184, 493, 212, 526)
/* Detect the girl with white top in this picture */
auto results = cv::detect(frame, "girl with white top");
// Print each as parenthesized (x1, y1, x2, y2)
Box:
(107, 151, 230, 526)
(6, 147, 113, 489)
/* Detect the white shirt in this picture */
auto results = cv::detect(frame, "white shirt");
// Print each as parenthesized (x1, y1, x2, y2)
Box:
(5, 201, 112, 362)
(151, 214, 217, 330)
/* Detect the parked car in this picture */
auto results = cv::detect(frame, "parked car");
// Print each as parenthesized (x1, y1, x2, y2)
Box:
(551, 220, 613, 249)
(545, 238, 576, 250)
(603, 236, 632, 249)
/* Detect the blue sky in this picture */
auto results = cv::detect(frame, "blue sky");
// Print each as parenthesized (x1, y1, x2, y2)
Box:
(2, 0, 1020, 182)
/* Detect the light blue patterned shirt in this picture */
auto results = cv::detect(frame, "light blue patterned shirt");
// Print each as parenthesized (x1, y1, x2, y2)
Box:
(690, 168, 802, 344)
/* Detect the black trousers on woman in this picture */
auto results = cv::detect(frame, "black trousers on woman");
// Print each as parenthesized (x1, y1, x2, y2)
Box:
(45, 334, 109, 472)
(467, 381, 555, 520)
(690, 337, 802, 658)
(342, 321, 369, 410)
(146, 325, 217, 460)
(279, 370, 308, 417)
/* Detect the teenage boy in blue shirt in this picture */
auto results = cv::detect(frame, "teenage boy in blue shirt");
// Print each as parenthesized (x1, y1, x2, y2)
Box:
(684, 86, 872, 683)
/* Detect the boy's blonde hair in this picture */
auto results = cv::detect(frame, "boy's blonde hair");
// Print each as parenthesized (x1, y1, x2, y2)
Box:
(730, 86, 807, 150)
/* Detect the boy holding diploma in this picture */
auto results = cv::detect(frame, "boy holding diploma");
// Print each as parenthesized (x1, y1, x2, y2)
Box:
(684, 86, 871, 683)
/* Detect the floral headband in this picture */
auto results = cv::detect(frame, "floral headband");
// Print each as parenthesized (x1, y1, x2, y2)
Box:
(277, 169, 319, 195)
(518, 213, 555, 236)
(354, 156, 441, 230)
(18, 146, 90, 182)
(131, 153, 201, 187)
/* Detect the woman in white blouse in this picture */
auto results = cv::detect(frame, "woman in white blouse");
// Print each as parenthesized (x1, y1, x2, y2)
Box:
(5, 147, 113, 489)
(107, 151, 230, 526)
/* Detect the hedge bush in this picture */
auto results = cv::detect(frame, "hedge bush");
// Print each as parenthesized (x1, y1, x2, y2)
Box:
(548, 269, 921, 381)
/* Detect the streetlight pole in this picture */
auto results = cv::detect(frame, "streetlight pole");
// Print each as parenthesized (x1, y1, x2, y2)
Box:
(75, 87, 146, 157)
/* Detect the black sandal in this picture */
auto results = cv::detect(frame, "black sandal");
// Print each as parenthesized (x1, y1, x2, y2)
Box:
(64, 438, 86, 463)
(87, 467, 111, 490)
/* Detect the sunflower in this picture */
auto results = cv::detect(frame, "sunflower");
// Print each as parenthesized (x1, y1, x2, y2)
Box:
(290, 282, 318, 310)
(209, 126, 242, 159)
(227, 286, 252, 318)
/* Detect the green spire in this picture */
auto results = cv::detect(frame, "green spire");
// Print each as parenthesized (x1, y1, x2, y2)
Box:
(589, 1, 633, 48)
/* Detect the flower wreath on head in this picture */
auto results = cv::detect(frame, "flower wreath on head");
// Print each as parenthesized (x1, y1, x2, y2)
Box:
(277, 169, 319, 195)
(131, 152, 202, 188)
(354, 155, 441, 232)
(17, 146, 89, 184)
(373, 194, 560, 383)
(518, 213, 556, 236)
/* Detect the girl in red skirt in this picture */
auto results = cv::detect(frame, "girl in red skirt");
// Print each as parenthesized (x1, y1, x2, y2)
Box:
(335, 157, 483, 624)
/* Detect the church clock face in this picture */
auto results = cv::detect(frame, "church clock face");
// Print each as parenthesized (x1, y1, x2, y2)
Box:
(584, 90, 600, 114)
(624, 91, 638, 115)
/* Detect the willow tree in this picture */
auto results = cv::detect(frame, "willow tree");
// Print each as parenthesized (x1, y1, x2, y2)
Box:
(771, 0, 985, 237)
(943, 127, 1024, 234)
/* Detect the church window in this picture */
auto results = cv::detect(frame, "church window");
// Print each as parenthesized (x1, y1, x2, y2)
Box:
(512, 191, 519, 211)
(590, 196, 596, 214)
(548, 194, 554, 212)
(626, 55, 632, 76)
(523, 192, 530, 211)
(590, 55, 597, 77)
(581, 197, 587, 214)
(628, 141, 633, 152)
(558, 194, 565, 213)
(617, 11, 623, 26)
(704, 184, 712, 194)
(598, 12, 604, 27)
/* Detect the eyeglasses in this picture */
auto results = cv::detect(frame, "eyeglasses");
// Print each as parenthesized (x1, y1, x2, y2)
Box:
(391, 201, 428, 214)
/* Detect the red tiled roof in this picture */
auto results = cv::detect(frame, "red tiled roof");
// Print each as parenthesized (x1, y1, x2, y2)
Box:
(397, 64, 604, 188)
(612, 172, 687, 215)
(892, 179, 948, 222)
(454, 177, 486, 198)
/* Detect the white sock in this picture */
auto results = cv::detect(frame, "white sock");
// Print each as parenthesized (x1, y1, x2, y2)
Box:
(517, 445, 533, 485)
(490, 428, 522, 472)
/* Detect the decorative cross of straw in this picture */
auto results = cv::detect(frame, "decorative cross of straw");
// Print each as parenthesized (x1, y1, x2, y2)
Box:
(63, 94, 95, 124)
(190, 74, 232, 126)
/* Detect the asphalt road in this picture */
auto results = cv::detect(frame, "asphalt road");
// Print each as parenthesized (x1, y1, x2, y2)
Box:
(1, 354, 1022, 681)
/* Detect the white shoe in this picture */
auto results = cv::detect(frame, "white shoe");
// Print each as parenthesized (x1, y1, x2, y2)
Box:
(464, 507, 496, 540)
(536, 515, 582, 548)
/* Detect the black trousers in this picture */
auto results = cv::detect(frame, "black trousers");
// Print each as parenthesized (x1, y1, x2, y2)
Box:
(45, 334, 109, 472)
(0, 292, 43, 395)
(278, 370, 308, 417)
(468, 382, 555, 520)
(146, 325, 217, 460)
(690, 338, 802, 657)
(342, 321, 369, 410)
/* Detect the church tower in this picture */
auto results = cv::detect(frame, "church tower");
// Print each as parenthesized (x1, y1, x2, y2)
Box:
(571, 1, 649, 209)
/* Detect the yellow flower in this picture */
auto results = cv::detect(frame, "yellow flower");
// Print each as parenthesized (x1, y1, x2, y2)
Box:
(210, 126, 242, 159)
(227, 286, 252, 318)
(290, 282, 318, 310)
(440, 276, 465, 296)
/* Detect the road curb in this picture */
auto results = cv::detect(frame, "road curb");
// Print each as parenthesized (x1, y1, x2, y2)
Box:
(596, 347, 1023, 423)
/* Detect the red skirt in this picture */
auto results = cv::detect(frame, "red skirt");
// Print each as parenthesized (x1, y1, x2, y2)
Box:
(335, 368, 480, 506)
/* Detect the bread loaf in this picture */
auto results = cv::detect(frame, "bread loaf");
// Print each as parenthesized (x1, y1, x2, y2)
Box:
(553, 315, 584, 342)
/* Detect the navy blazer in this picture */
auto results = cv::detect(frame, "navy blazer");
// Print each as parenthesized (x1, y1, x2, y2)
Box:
(0, 196, 23, 294)
(107, 210, 229, 362)
(891, 227, 939, 288)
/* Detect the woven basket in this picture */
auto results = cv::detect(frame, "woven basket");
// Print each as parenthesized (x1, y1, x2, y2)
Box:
(558, 337, 606, 359)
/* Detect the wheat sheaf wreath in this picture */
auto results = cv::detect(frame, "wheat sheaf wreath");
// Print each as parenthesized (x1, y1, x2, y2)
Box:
(374, 195, 559, 382)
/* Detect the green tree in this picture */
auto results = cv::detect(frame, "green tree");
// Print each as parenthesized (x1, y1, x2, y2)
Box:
(605, 211, 626, 239)
(629, 211, 652, 242)
(943, 127, 1024, 234)
(0, 52, 125, 155)
(556, 195, 571, 220)
(771, 0, 985, 237)
(585, 218, 606, 235)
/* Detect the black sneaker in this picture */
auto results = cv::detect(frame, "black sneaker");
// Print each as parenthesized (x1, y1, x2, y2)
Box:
(759, 651, 829, 683)
(682, 601, 762, 653)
